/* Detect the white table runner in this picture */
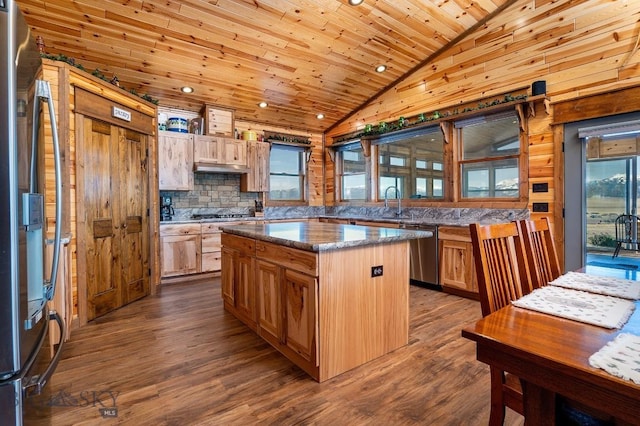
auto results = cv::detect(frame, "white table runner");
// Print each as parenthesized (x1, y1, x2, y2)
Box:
(589, 333, 640, 385)
(550, 271, 640, 300)
(512, 286, 636, 329)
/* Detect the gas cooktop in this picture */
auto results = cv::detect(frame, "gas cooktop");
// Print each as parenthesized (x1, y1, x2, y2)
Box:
(191, 213, 250, 219)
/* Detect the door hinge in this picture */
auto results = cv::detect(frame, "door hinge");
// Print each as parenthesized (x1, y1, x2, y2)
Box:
(147, 208, 150, 217)
(562, 207, 565, 218)
(148, 268, 151, 277)
(562, 142, 565, 153)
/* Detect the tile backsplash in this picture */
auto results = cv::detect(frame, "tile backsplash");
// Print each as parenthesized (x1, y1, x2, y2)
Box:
(160, 173, 258, 209)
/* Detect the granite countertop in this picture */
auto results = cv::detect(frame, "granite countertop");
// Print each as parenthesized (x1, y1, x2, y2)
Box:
(220, 221, 433, 252)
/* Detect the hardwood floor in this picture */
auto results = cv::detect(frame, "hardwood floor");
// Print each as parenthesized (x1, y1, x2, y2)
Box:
(27, 279, 524, 425)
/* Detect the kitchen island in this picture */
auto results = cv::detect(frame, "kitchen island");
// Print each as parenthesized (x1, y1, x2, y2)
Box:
(220, 221, 433, 382)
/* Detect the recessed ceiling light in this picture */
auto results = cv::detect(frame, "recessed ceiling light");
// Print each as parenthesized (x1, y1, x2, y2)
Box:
(180, 86, 194, 93)
(317, 113, 324, 119)
(375, 65, 387, 73)
(258, 101, 268, 108)
(348, 0, 364, 5)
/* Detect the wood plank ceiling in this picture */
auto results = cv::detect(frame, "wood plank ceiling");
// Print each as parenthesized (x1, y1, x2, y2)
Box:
(16, 0, 513, 132)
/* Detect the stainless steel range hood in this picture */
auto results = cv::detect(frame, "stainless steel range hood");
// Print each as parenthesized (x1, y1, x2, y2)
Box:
(193, 162, 250, 174)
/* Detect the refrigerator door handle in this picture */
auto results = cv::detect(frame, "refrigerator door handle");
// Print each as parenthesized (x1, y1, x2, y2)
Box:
(22, 310, 67, 397)
(33, 80, 62, 301)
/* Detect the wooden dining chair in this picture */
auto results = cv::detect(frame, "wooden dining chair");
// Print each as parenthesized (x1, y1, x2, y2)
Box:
(469, 222, 530, 425)
(517, 217, 562, 293)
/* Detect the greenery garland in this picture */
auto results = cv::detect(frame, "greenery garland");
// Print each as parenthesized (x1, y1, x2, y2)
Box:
(40, 53, 159, 105)
(335, 93, 528, 143)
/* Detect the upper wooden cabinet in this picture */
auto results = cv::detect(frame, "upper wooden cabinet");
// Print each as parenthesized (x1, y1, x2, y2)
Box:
(158, 131, 194, 191)
(241, 140, 270, 192)
(219, 138, 247, 165)
(194, 135, 247, 166)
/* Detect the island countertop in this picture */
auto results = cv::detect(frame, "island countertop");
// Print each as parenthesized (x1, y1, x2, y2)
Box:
(220, 221, 433, 252)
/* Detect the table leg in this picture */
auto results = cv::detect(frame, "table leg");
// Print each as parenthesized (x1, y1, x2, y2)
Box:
(522, 380, 556, 426)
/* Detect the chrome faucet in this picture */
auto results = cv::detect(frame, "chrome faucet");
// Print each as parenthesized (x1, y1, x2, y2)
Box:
(384, 185, 402, 216)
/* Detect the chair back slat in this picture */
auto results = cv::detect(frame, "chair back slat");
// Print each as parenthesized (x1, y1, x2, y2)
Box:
(470, 222, 530, 317)
(518, 217, 561, 291)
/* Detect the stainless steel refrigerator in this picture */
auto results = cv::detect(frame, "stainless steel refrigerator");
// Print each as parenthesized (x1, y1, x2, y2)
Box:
(0, 1, 66, 424)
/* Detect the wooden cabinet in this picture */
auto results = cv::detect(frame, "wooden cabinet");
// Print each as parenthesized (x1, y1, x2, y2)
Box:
(241, 140, 270, 192)
(438, 226, 478, 297)
(256, 260, 317, 363)
(193, 135, 220, 163)
(224, 233, 318, 371)
(256, 260, 281, 344)
(282, 268, 317, 362)
(219, 138, 247, 165)
(221, 225, 408, 382)
(194, 135, 247, 166)
(158, 131, 194, 191)
(201, 222, 230, 273)
(221, 234, 257, 329)
(202, 104, 234, 136)
(160, 223, 201, 277)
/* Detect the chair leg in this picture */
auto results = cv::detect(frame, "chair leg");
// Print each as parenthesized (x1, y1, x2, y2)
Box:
(612, 243, 621, 259)
(489, 368, 507, 426)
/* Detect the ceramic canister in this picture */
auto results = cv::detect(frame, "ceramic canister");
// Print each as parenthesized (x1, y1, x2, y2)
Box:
(167, 117, 188, 133)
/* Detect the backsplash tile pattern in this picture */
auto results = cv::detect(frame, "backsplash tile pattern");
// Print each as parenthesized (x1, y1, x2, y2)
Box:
(160, 173, 259, 209)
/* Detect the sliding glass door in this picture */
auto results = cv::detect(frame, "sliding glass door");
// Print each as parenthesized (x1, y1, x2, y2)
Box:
(564, 113, 640, 272)
(585, 156, 637, 256)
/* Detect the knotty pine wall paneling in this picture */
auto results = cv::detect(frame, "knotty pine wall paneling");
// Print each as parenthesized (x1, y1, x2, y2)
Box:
(324, 0, 640, 264)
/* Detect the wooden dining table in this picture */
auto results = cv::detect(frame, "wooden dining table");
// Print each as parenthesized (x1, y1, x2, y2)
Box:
(461, 268, 640, 425)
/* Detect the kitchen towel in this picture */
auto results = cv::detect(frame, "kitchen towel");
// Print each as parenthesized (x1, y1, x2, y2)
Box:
(589, 333, 640, 384)
(550, 271, 640, 300)
(512, 286, 636, 329)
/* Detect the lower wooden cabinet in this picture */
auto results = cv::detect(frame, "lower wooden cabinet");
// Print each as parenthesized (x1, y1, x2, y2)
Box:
(256, 260, 317, 363)
(282, 268, 317, 362)
(256, 260, 282, 343)
(160, 223, 201, 277)
(223, 233, 319, 376)
(221, 234, 257, 329)
(438, 226, 478, 297)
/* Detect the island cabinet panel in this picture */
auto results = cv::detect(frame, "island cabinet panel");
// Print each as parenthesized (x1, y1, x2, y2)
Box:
(255, 241, 318, 276)
(256, 260, 282, 344)
(317, 242, 409, 380)
(160, 224, 201, 277)
(255, 258, 319, 375)
(438, 226, 478, 298)
(221, 234, 257, 330)
(283, 269, 318, 364)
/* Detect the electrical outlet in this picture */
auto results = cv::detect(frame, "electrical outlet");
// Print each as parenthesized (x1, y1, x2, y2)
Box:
(371, 265, 383, 277)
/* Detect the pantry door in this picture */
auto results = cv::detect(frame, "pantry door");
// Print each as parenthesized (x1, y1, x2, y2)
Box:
(77, 116, 150, 320)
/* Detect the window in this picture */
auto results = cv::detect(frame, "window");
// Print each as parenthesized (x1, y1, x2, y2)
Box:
(456, 111, 521, 199)
(337, 142, 366, 200)
(269, 144, 306, 201)
(376, 127, 444, 199)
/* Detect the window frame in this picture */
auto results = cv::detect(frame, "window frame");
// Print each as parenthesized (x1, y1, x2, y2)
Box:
(374, 125, 445, 201)
(454, 109, 527, 201)
(335, 140, 369, 202)
(267, 143, 308, 204)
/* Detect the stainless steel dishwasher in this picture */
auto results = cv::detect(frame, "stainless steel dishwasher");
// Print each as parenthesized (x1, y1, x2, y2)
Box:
(402, 224, 440, 289)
